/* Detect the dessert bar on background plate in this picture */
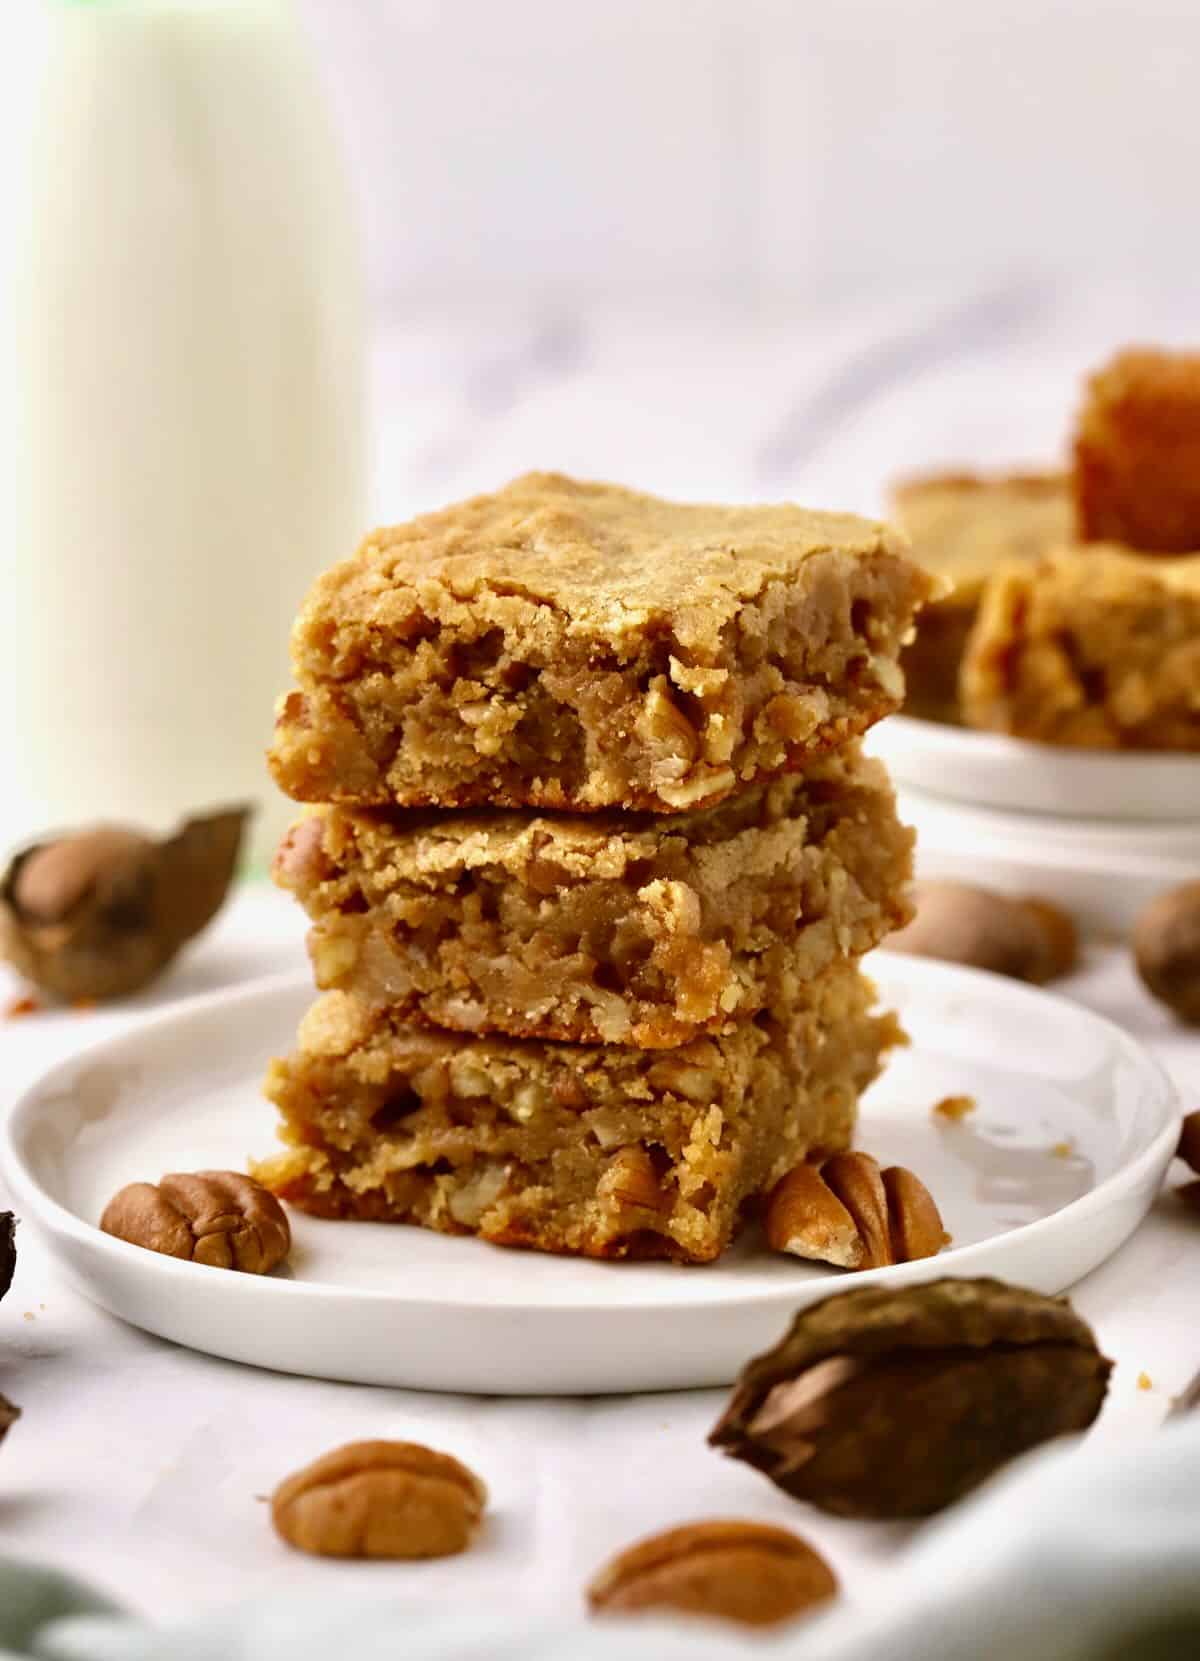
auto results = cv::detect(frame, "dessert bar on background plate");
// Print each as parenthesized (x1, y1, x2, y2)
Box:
(1, 960, 1177, 1393)
(960, 545, 1200, 749)
(1074, 347, 1200, 551)
(888, 471, 1072, 723)
(275, 745, 913, 1047)
(270, 472, 934, 813)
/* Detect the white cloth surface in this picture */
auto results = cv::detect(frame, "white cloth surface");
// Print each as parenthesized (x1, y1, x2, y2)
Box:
(0, 883, 1196, 1627)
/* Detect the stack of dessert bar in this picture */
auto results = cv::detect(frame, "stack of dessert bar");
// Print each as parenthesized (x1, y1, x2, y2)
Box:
(255, 474, 932, 1262)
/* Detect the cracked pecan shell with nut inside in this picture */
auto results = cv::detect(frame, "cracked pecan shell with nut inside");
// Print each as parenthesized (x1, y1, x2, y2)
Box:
(710, 1277, 1111, 1518)
(587, 1518, 837, 1628)
(100, 1171, 290, 1273)
(272, 1440, 487, 1559)
(0, 805, 249, 1003)
(765, 1152, 947, 1269)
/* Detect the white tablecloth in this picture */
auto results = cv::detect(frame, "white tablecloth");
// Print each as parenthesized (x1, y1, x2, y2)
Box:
(0, 881, 1196, 1624)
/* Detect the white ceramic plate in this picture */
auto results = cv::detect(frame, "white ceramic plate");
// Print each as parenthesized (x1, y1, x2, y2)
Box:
(898, 786, 1200, 937)
(2, 961, 1178, 1396)
(869, 713, 1200, 822)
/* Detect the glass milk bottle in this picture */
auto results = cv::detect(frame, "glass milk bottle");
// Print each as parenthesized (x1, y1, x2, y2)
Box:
(1, 0, 365, 870)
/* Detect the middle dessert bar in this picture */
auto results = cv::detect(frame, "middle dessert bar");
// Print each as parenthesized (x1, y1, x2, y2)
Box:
(255, 965, 901, 1264)
(274, 746, 913, 1048)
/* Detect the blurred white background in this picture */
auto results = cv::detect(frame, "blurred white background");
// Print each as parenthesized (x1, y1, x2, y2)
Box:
(296, 0, 1200, 309)
(1, 0, 1199, 842)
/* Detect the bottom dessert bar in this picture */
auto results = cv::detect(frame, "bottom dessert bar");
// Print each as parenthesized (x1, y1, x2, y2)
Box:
(961, 546, 1200, 748)
(254, 967, 901, 1264)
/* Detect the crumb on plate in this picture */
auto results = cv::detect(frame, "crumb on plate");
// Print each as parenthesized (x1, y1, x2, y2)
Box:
(933, 1094, 977, 1122)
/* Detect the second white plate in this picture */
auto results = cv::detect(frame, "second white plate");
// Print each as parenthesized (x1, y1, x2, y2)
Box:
(2, 959, 1178, 1395)
(869, 713, 1200, 822)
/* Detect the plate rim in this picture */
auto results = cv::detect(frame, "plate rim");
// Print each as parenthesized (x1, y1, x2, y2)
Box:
(1, 958, 1181, 1317)
(873, 713, 1200, 821)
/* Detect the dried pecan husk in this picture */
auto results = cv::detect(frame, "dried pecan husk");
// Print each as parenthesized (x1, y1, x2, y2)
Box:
(0, 1213, 14, 1303)
(710, 1277, 1112, 1518)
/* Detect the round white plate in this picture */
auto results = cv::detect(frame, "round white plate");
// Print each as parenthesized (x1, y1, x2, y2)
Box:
(869, 713, 1200, 822)
(899, 786, 1200, 937)
(2, 961, 1178, 1396)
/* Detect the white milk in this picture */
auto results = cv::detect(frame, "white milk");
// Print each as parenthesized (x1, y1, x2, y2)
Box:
(2, 0, 365, 869)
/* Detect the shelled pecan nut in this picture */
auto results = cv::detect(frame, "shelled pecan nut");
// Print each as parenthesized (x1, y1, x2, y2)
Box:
(588, 1518, 837, 1627)
(272, 1440, 487, 1559)
(101, 1170, 290, 1274)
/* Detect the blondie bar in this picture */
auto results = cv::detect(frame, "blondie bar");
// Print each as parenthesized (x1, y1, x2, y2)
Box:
(269, 473, 932, 813)
(274, 747, 913, 1048)
(1074, 348, 1200, 552)
(888, 472, 1072, 722)
(255, 968, 900, 1263)
(961, 546, 1200, 748)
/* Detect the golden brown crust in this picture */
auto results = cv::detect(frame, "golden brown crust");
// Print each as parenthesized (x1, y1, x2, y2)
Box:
(269, 473, 932, 812)
(1073, 348, 1200, 551)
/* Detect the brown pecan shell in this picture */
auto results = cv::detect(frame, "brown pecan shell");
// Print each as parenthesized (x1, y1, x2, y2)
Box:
(710, 1277, 1111, 1518)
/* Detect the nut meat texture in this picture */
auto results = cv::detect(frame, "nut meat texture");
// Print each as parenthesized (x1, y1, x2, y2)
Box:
(765, 1153, 947, 1269)
(710, 1277, 1111, 1518)
(588, 1519, 837, 1628)
(272, 1440, 487, 1559)
(101, 1171, 290, 1274)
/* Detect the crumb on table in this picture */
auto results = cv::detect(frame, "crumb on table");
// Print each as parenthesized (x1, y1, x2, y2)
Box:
(1138, 1371, 1153, 1391)
(1050, 1140, 1075, 1160)
(932, 1094, 977, 1122)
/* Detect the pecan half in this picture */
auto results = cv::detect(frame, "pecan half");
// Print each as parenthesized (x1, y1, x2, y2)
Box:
(765, 1153, 946, 1270)
(587, 1518, 837, 1628)
(272, 1440, 487, 1559)
(100, 1171, 290, 1274)
(710, 1277, 1112, 1517)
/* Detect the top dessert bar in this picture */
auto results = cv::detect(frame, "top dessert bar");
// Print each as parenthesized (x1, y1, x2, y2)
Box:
(1074, 348, 1200, 552)
(888, 471, 1072, 722)
(269, 472, 933, 813)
